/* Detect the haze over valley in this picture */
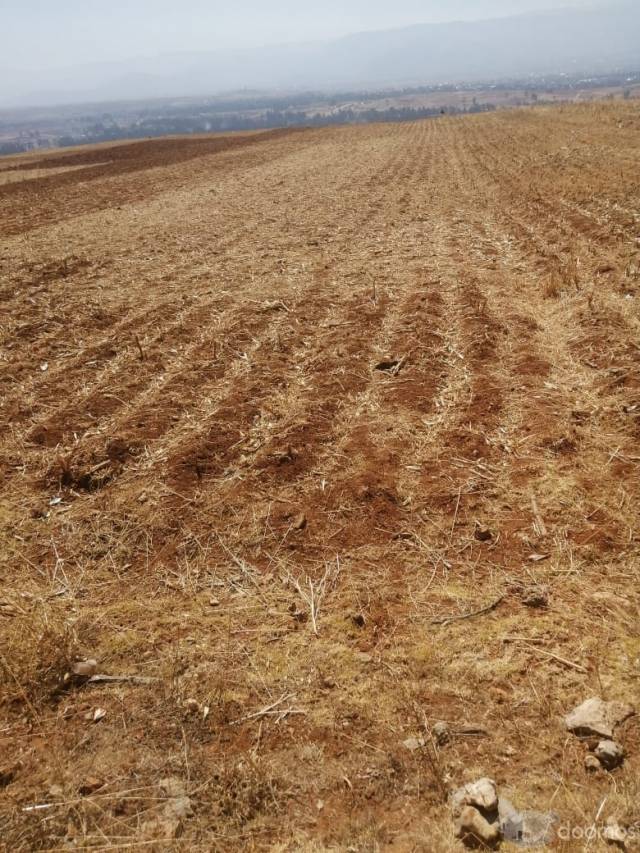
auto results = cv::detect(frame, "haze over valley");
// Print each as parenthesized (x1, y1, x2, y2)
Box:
(1, 1, 638, 107)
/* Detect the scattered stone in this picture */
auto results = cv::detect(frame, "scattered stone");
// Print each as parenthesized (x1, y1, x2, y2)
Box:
(522, 587, 549, 609)
(454, 805, 501, 848)
(451, 778, 499, 816)
(86, 707, 106, 723)
(474, 526, 493, 543)
(72, 659, 98, 678)
(453, 785, 557, 848)
(585, 753, 602, 773)
(604, 817, 627, 848)
(595, 740, 625, 770)
(565, 697, 635, 739)
(433, 720, 451, 746)
(402, 736, 425, 752)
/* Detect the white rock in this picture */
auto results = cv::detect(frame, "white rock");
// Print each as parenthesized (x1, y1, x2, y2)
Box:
(402, 737, 424, 752)
(451, 778, 499, 816)
(564, 697, 634, 739)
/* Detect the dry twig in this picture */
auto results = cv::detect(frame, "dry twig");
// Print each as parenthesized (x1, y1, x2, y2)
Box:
(432, 595, 505, 626)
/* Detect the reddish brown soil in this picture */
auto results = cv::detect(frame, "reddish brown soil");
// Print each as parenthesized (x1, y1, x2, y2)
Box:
(1, 105, 640, 850)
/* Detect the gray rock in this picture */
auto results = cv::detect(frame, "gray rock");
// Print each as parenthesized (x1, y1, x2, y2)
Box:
(451, 778, 499, 816)
(402, 736, 424, 752)
(72, 659, 98, 678)
(595, 740, 625, 770)
(454, 805, 501, 848)
(565, 697, 635, 739)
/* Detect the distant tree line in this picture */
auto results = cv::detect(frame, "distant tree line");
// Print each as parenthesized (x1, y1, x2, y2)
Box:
(0, 141, 27, 155)
(3, 68, 637, 155)
(25, 102, 496, 150)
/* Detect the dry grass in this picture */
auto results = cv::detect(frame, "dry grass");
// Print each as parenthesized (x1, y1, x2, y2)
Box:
(1, 102, 640, 850)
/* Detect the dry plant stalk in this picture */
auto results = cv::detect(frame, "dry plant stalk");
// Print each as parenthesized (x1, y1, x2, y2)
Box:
(286, 556, 341, 634)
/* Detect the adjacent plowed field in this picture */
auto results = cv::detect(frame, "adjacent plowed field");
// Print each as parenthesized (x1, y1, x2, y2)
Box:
(2, 104, 640, 850)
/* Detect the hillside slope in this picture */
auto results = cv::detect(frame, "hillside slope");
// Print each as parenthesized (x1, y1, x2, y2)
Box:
(1, 103, 640, 848)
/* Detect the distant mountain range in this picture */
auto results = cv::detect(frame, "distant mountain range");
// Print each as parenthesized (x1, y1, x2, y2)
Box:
(2, 2, 639, 108)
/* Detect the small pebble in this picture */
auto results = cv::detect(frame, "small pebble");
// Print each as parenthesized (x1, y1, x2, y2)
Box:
(585, 753, 601, 773)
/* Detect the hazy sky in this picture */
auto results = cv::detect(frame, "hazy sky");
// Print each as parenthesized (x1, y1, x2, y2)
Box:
(3, 0, 599, 70)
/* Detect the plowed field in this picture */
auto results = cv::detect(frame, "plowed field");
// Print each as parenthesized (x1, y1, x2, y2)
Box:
(2, 104, 640, 850)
